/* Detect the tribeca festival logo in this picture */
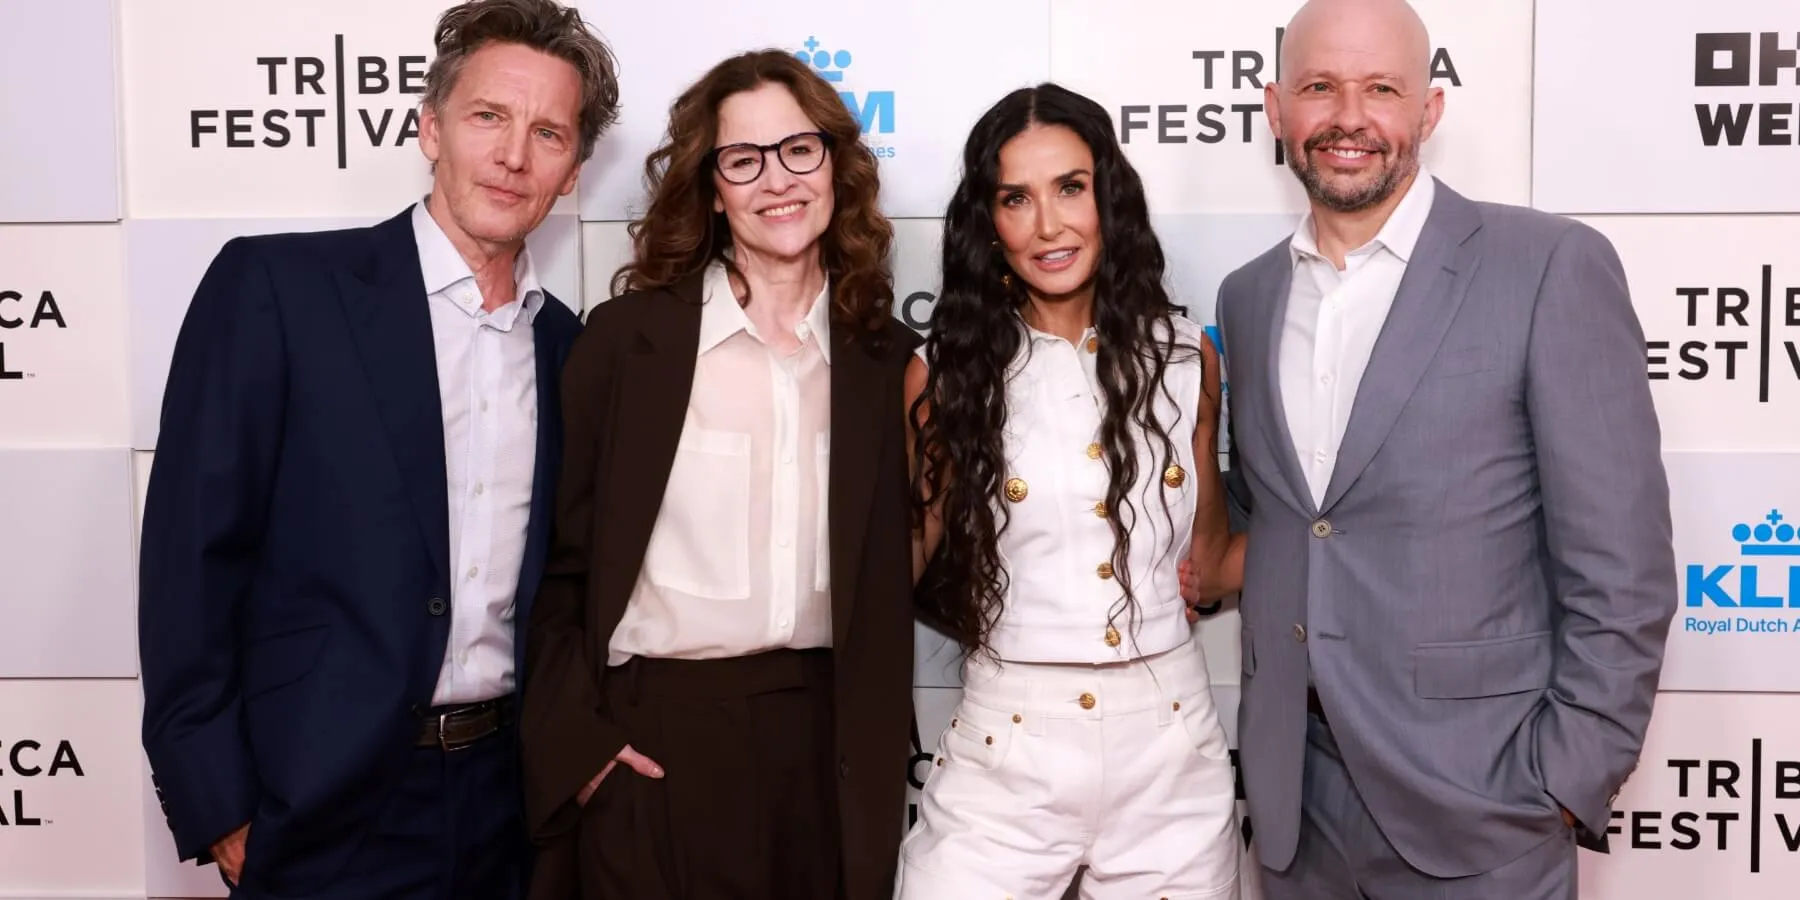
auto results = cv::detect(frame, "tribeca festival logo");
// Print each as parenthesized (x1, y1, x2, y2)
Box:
(0, 289, 68, 382)
(0, 739, 85, 827)
(794, 35, 897, 159)
(1693, 30, 1800, 147)
(187, 37, 432, 168)
(1612, 738, 1800, 873)
(1646, 265, 1800, 403)
(1118, 27, 1464, 164)
(1682, 508, 1800, 637)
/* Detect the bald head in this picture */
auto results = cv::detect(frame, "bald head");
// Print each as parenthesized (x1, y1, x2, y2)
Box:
(1280, 0, 1433, 89)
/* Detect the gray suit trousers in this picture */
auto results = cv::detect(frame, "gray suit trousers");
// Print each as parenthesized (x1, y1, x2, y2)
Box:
(1260, 713, 1577, 900)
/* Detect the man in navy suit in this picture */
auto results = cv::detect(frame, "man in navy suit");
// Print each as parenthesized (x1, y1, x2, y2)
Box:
(137, 2, 619, 896)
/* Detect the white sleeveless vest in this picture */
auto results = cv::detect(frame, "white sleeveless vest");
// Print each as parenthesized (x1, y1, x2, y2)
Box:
(925, 314, 1208, 664)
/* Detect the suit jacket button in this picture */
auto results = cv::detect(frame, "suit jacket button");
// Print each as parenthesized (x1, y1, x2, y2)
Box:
(1311, 520, 1332, 538)
(428, 597, 447, 616)
(1293, 624, 1307, 643)
(839, 759, 850, 779)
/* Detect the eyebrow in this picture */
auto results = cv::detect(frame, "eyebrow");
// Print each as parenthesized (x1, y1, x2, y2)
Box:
(469, 97, 571, 131)
(995, 168, 1093, 193)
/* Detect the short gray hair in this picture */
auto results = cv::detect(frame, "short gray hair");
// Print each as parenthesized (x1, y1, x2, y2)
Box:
(422, 0, 622, 163)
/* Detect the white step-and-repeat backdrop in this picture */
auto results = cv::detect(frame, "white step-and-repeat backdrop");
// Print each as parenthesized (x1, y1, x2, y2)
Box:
(1, 0, 1796, 897)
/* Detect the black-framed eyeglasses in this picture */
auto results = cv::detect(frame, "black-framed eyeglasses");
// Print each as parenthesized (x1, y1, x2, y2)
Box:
(708, 131, 834, 185)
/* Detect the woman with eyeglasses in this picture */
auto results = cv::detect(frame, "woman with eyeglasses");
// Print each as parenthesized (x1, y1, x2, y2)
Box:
(897, 82, 1244, 899)
(518, 49, 920, 900)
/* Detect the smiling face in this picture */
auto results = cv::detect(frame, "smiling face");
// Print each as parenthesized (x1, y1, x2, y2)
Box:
(418, 40, 583, 252)
(991, 123, 1101, 304)
(710, 81, 835, 269)
(1266, 0, 1444, 212)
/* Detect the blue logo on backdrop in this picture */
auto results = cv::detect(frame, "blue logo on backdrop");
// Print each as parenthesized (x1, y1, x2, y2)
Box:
(796, 36, 896, 150)
(1684, 509, 1800, 636)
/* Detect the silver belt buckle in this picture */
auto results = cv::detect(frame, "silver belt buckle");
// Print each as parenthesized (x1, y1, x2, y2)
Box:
(437, 711, 463, 752)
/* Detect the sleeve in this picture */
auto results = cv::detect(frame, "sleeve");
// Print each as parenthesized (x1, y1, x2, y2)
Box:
(518, 318, 631, 842)
(1523, 220, 1678, 847)
(137, 238, 284, 862)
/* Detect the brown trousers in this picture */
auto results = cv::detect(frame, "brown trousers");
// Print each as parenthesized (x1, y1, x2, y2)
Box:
(578, 648, 842, 899)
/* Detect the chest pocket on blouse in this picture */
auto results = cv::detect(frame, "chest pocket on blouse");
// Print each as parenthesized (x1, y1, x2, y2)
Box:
(643, 426, 752, 600)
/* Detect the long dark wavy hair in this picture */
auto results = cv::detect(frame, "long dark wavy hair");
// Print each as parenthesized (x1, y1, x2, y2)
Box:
(610, 50, 894, 338)
(910, 82, 1195, 658)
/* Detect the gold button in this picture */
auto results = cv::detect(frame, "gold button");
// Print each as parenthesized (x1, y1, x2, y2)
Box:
(1012, 713, 1022, 723)
(1163, 464, 1186, 488)
(985, 736, 994, 745)
(1097, 561, 1113, 579)
(950, 718, 958, 727)
(1085, 336, 1098, 353)
(1172, 701, 1181, 711)
(1004, 477, 1028, 502)
(1104, 625, 1121, 647)
(1078, 692, 1096, 710)
(1093, 500, 1107, 518)
(1086, 442, 1102, 459)
(935, 758, 943, 766)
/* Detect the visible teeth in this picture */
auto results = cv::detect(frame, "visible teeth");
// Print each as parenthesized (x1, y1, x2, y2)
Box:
(1328, 149, 1371, 158)
(761, 202, 804, 216)
(1040, 250, 1074, 261)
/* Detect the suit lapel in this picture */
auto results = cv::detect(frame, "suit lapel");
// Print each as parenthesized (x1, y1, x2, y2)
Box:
(338, 209, 451, 591)
(827, 325, 886, 651)
(1318, 182, 1484, 513)
(1254, 252, 1319, 517)
(516, 304, 566, 679)
(595, 277, 703, 614)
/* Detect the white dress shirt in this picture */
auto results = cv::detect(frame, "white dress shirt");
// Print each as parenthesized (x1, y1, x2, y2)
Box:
(917, 315, 1209, 664)
(1280, 168, 1436, 508)
(608, 261, 834, 666)
(412, 200, 543, 706)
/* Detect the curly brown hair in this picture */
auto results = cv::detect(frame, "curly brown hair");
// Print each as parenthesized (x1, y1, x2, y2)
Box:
(610, 49, 895, 337)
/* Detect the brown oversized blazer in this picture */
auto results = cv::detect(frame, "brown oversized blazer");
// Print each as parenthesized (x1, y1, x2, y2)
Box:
(519, 268, 922, 900)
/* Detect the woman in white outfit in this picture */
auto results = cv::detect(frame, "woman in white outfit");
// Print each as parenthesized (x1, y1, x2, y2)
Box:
(898, 82, 1247, 899)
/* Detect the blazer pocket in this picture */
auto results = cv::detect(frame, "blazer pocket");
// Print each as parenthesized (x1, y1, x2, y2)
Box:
(1429, 345, 1496, 379)
(1413, 630, 1552, 699)
(242, 623, 330, 700)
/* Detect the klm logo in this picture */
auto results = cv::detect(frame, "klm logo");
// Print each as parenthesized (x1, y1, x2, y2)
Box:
(1683, 509, 1800, 636)
(797, 36, 895, 136)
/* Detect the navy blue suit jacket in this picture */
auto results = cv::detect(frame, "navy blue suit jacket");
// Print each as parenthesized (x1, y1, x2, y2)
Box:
(138, 207, 582, 885)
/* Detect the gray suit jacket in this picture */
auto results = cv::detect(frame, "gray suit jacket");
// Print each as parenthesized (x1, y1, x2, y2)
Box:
(1216, 179, 1676, 878)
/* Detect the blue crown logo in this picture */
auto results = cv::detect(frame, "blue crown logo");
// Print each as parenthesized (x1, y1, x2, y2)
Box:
(797, 36, 853, 83)
(1735, 509, 1799, 556)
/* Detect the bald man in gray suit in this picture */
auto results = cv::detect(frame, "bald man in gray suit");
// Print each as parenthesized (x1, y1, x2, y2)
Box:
(1208, 0, 1677, 897)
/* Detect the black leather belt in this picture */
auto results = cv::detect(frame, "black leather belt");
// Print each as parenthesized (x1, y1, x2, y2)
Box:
(416, 696, 511, 751)
(1306, 686, 1328, 726)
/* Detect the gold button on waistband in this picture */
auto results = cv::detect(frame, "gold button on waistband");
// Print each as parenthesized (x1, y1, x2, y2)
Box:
(1104, 625, 1121, 647)
(1163, 464, 1186, 488)
(1012, 713, 1022, 723)
(1086, 442, 1102, 460)
(1093, 500, 1107, 518)
(1078, 692, 1096, 710)
(1172, 701, 1181, 711)
(1004, 477, 1028, 502)
(1085, 336, 1098, 353)
(1097, 561, 1114, 579)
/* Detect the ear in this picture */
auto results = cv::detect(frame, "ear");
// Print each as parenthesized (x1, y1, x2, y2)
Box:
(1263, 82, 1283, 142)
(557, 163, 579, 197)
(1418, 86, 1446, 143)
(419, 102, 442, 166)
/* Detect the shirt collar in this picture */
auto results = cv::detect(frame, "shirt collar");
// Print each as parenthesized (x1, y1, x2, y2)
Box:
(1289, 166, 1436, 266)
(696, 260, 834, 364)
(411, 197, 545, 324)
